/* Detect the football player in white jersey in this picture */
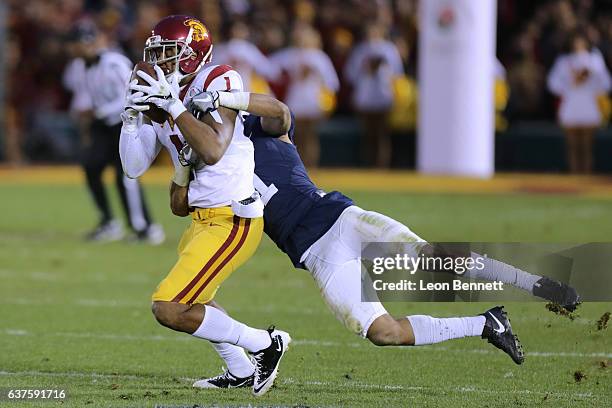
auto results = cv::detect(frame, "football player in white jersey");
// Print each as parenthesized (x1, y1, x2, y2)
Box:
(118, 15, 290, 396)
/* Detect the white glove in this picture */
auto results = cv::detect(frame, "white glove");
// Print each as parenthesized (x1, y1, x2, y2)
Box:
(188, 90, 224, 123)
(190, 91, 220, 118)
(129, 65, 186, 120)
(124, 82, 149, 113)
(172, 143, 198, 187)
(178, 143, 205, 169)
(178, 144, 194, 166)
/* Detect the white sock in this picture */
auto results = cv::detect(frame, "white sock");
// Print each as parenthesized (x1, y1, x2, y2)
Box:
(407, 315, 486, 345)
(211, 342, 255, 378)
(192, 305, 271, 353)
(465, 252, 540, 293)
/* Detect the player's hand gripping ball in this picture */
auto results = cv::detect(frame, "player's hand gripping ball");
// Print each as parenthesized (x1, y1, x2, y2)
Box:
(128, 61, 169, 124)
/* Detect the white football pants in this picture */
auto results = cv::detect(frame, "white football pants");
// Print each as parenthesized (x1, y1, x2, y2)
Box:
(302, 205, 425, 337)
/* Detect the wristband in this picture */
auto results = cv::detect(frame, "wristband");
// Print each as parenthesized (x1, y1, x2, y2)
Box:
(218, 91, 250, 111)
(168, 99, 187, 120)
(120, 110, 140, 133)
(172, 165, 191, 187)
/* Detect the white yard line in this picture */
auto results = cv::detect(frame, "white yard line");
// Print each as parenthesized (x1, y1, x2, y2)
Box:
(0, 370, 597, 400)
(3, 328, 611, 358)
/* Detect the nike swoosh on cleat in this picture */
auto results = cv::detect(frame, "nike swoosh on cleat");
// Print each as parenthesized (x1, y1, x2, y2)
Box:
(229, 379, 250, 388)
(253, 378, 272, 394)
(275, 339, 283, 352)
(489, 312, 506, 333)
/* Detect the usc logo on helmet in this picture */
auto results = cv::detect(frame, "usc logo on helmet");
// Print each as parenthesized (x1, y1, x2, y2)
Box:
(184, 19, 209, 42)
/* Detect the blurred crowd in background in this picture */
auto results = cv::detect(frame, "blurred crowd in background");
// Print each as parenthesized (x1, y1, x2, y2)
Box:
(3, 0, 612, 171)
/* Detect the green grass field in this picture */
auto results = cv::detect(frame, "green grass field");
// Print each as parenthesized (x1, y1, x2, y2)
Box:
(1, 179, 611, 407)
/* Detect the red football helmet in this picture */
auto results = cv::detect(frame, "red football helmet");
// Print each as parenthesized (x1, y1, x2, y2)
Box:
(144, 15, 213, 78)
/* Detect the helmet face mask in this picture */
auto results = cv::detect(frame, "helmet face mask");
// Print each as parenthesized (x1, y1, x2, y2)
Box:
(144, 36, 192, 76)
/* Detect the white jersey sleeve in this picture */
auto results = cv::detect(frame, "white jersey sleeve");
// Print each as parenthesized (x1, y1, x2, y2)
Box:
(63, 58, 93, 113)
(119, 121, 162, 178)
(206, 67, 244, 92)
(241, 42, 281, 81)
(183, 65, 244, 108)
(94, 53, 133, 119)
(62, 58, 85, 92)
(269, 48, 294, 70)
(547, 56, 570, 97)
(311, 50, 340, 91)
(382, 42, 405, 76)
(590, 49, 612, 93)
(71, 86, 94, 113)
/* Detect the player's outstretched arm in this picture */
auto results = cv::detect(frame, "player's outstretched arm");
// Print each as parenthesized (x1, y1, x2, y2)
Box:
(191, 91, 291, 136)
(246, 94, 291, 136)
(222, 92, 291, 136)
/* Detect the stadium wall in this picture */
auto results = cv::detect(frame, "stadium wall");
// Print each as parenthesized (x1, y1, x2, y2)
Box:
(318, 119, 612, 173)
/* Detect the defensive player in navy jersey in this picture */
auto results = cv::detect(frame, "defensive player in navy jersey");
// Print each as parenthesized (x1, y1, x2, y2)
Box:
(171, 91, 581, 388)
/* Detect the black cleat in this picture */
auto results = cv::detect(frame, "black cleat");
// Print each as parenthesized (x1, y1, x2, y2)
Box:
(481, 306, 524, 365)
(533, 277, 581, 312)
(192, 368, 254, 389)
(250, 326, 291, 396)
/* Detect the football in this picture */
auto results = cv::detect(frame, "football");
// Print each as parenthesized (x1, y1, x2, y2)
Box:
(130, 61, 169, 124)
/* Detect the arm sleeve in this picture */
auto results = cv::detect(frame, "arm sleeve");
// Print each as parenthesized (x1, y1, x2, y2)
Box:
(246, 43, 281, 81)
(591, 50, 612, 93)
(314, 51, 340, 91)
(547, 57, 568, 96)
(119, 122, 162, 178)
(96, 60, 132, 118)
(597, 64, 612, 93)
(269, 49, 292, 70)
(71, 87, 94, 113)
(383, 42, 404, 76)
(62, 59, 81, 92)
(64, 60, 92, 113)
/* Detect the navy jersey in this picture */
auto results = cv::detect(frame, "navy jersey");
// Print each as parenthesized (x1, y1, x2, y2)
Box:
(243, 113, 353, 268)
